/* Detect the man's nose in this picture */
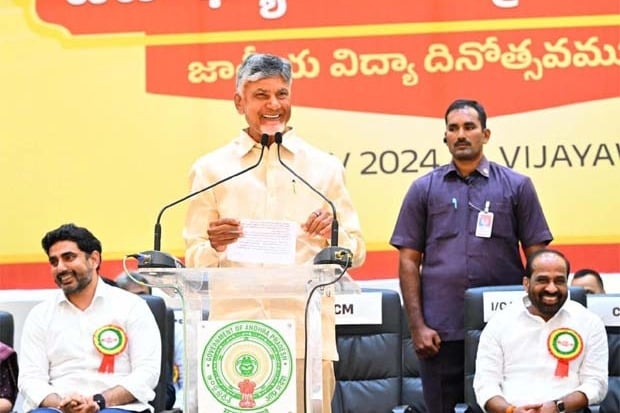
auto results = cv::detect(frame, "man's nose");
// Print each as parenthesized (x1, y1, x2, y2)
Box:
(545, 281, 559, 293)
(55, 260, 67, 272)
(267, 95, 280, 108)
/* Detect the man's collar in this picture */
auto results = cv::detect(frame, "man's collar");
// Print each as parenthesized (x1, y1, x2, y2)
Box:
(56, 276, 106, 307)
(445, 156, 490, 178)
(521, 294, 573, 321)
(277, 128, 301, 154)
(235, 132, 259, 157)
(236, 128, 300, 156)
(476, 157, 491, 177)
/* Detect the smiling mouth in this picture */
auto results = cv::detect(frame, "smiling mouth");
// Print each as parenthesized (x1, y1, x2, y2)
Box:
(541, 295, 559, 304)
(57, 272, 75, 284)
(263, 114, 280, 120)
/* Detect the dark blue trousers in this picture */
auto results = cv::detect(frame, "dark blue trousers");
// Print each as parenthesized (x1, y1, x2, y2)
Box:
(418, 340, 465, 413)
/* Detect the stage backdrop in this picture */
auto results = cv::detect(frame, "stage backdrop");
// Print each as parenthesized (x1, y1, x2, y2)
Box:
(1, 0, 619, 288)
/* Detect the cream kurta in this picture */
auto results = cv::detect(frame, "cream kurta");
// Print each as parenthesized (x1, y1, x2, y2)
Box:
(183, 129, 366, 412)
(183, 128, 365, 270)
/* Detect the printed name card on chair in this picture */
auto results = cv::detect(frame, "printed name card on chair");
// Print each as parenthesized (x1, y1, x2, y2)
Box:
(586, 294, 620, 326)
(482, 290, 526, 322)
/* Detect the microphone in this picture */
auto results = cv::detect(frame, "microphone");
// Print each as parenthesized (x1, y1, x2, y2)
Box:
(274, 132, 353, 268)
(137, 134, 269, 268)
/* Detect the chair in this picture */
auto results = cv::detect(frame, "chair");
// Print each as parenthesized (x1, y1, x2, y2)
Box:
(599, 325, 620, 413)
(140, 295, 181, 413)
(331, 288, 403, 413)
(587, 293, 620, 413)
(165, 307, 177, 406)
(456, 285, 587, 413)
(0, 310, 14, 347)
(397, 308, 427, 412)
(0, 310, 17, 413)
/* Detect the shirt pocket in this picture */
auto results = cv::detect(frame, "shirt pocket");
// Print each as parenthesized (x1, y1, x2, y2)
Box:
(489, 201, 516, 239)
(427, 202, 459, 241)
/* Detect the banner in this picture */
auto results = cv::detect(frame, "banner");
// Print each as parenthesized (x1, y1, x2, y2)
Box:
(1, 0, 618, 287)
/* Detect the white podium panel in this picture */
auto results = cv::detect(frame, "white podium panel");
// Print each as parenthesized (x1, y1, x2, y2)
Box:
(139, 264, 359, 413)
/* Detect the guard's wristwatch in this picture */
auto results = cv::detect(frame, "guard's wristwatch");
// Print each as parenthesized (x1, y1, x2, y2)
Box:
(93, 393, 106, 411)
(554, 399, 566, 413)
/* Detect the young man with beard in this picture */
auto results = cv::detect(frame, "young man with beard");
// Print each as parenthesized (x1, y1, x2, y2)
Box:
(18, 223, 161, 413)
(474, 249, 608, 413)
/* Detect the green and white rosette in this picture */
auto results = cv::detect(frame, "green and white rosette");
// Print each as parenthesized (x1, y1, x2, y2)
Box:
(93, 324, 128, 373)
(547, 327, 583, 377)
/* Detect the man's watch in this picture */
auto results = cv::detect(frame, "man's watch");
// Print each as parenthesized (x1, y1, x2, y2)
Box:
(93, 393, 106, 411)
(554, 399, 566, 413)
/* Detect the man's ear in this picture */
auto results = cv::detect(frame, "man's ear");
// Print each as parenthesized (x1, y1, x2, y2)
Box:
(233, 93, 244, 114)
(482, 128, 491, 144)
(88, 250, 101, 270)
(522, 276, 529, 290)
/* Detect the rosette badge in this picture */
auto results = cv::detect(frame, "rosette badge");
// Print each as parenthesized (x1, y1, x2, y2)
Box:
(93, 325, 128, 373)
(547, 327, 583, 377)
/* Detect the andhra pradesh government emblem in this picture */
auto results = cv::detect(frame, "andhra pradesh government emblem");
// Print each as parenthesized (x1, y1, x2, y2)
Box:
(93, 324, 128, 373)
(547, 327, 583, 377)
(200, 320, 294, 411)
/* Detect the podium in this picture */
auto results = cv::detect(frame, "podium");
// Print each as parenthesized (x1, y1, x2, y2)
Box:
(138, 264, 360, 413)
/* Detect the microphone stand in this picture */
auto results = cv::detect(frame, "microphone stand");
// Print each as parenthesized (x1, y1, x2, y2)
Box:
(137, 134, 269, 268)
(274, 132, 354, 413)
(274, 132, 353, 268)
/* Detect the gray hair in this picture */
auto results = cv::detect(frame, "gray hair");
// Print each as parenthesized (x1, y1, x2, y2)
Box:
(236, 53, 292, 93)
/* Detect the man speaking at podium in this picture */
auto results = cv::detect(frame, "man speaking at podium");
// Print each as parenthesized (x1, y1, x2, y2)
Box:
(183, 53, 366, 412)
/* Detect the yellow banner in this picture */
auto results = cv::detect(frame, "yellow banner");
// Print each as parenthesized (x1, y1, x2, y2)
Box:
(1, 1, 618, 267)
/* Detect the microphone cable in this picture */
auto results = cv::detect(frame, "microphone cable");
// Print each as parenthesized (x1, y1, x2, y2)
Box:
(302, 257, 351, 413)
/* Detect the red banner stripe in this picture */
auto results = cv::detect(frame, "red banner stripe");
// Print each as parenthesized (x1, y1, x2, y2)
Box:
(1, 243, 618, 289)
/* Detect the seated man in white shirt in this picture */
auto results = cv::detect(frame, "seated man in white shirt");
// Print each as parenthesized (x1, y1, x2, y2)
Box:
(474, 248, 608, 413)
(18, 223, 161, 413)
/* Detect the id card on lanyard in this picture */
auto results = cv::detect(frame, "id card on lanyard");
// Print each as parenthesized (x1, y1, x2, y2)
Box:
(475, 201, 493, 238)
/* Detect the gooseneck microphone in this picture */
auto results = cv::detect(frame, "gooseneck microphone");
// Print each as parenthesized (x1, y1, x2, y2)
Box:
(275, 131, 353, 413)
(274, 132, 353, 268)
(137, 134, 269, 268)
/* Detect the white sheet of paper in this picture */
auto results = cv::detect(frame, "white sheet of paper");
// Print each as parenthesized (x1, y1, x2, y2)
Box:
(227, 219, 298, 265)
